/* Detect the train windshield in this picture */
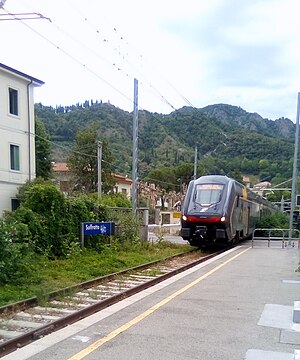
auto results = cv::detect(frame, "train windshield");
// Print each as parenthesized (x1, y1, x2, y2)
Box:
(194, 183, 224, 206)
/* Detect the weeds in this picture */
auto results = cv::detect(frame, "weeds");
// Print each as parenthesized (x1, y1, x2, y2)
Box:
(0, 242, 190, 307)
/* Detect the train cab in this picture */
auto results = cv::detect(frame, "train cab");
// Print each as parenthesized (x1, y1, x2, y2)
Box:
(181, 175, 276, 248)
(181, 175, 231, 247)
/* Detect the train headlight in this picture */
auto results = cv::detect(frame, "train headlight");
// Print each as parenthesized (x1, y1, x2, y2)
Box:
(220, 216, 226, 222)
(182, 215, 187, 221)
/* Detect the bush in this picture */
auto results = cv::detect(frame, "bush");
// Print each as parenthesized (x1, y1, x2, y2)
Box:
(22, 183, 70, 257)
(6, 206, 46, 253)
(7, 183, 112, 257)
(91, 193, 131, 208)
(7, 182, 70, 257)
(16, 177, 53, 203)
(7, 181, 138, 257)
(0, 219, 34, 285)
(256, 212, 289, 229)
(66, 196, 109, 250)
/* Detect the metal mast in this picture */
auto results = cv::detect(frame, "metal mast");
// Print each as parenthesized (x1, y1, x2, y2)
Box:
(97, 141, 102, 198)
(132, 79, 138, 217)
(289, 92, 300, 242)
(193, 144, 198, 180)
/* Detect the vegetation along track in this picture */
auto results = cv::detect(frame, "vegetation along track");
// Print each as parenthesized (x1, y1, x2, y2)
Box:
(0, 250, 222, 357)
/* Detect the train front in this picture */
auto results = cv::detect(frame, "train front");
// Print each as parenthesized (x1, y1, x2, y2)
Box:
(180, 176, 229, 247)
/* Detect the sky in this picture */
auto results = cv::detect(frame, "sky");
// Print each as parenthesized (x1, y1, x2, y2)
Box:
(1, 0, 300, 121)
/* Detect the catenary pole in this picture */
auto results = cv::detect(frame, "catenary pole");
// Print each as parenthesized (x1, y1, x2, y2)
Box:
(132, 79, 138, 218)
(289, 92, 300, 243)
(193, 144, 198, 180)
(97, 141, 102, 198)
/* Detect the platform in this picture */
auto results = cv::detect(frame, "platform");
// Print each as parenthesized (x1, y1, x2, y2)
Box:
(2, 241, 300, 360)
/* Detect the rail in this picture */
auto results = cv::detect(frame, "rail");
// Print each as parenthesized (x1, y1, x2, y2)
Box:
(0, 250, 219, 357)
(252, 228, 300, 248)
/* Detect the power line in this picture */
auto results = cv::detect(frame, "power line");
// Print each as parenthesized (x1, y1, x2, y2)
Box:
(0, 12, 51, 21)
(24, 0, 186, 112)
(0, 122, 129, 175)
(1, 122, 185, 189)
(2, 2, 197, 186)
(49, 4, 179, 111)
(64, 1, 178, 111)
(4, 2, 196, 115)
(4, 2, 175, 112)
(2, 6, 134, 105)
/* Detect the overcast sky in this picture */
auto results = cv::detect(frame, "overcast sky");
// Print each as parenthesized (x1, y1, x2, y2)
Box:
(1, 0, 300, 120)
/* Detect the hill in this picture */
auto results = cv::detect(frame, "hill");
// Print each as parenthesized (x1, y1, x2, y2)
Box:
(35, 102, 296, 182)
(200, 104, 295, 139)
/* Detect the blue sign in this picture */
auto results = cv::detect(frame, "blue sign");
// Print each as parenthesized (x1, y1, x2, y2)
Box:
(83, 222, 115, 236)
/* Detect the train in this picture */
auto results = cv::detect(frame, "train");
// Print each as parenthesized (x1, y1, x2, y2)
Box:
(180, 175, 277, 248)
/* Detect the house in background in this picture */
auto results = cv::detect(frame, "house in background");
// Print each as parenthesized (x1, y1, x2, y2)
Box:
(253, 181, 272, 196)
(113, 173, 132, 198)
(52, 162, 132, 198)
(52, 162, 71, 193)
(0, 63, 44, 216)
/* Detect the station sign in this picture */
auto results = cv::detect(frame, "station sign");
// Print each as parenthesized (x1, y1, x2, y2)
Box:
(82, 222, 115, 236)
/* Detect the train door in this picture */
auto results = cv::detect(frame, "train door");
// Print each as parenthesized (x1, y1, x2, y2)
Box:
(246, 206, 250, 235)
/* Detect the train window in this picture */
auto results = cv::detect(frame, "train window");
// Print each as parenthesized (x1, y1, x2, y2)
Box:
(194, 184, 224, 206)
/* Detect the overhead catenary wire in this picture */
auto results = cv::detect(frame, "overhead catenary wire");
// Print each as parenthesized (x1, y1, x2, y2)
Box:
(3, 2, 176, 112)
(2, 6, 134, 106)
(65, 1, 179, 111)
(3, 1, 199, 117)
(14, 0, 191, 112)
(2, 2, 196, 191)
(1, 122, 183, 190)
(0, 12, 51, 21)
(0, 123, 127, 174)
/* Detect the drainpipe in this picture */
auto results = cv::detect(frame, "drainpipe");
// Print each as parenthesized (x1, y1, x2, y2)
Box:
(27, 80, 33, 181)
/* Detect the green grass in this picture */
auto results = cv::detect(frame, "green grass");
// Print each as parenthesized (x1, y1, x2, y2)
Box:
(0, 241, 192, 307)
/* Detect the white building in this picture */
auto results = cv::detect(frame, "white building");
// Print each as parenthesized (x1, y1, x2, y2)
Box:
(52, 162, 133, 199)
(113, 173, 132, 198)
(0, 63, 44, 216)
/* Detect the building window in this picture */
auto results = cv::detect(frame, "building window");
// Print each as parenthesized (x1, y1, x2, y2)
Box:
(9, 87, 18, 116)
(10, 144, 20, 171)
(11, 199, 20, 211)
(122, 188, 127, 195)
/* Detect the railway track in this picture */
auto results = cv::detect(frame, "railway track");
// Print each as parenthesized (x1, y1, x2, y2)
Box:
(0, 250, 222, 358)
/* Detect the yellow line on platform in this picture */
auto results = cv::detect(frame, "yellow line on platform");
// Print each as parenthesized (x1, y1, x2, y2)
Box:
(68, 247, 251, 360)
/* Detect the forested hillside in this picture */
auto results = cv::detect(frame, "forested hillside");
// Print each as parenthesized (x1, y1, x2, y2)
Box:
(35, 101, 295, 185)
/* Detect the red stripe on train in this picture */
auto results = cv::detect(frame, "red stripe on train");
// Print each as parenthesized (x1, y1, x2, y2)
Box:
(186, 215, 222, 223)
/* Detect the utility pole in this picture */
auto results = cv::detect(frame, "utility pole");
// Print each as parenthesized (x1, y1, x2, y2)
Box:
(289, 92, 300, 243)
(193, 144, 198, 180)
(132, 79, 138, 218)
(97, 141, 102, 198)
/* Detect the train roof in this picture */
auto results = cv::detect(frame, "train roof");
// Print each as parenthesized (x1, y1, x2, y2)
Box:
(194, 175, 233, 184)
(192, 175, 276, 209)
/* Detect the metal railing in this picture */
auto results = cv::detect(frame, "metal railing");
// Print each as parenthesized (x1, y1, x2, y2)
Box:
(252, 228, 300, 248)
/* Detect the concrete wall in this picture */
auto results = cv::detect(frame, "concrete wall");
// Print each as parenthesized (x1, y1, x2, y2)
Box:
(0, 68, 38, 216)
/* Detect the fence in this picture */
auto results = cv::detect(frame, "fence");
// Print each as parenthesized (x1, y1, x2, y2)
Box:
(252, 228, 300, 248)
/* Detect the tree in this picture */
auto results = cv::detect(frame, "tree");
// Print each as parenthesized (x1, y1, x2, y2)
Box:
(35, 117, 52, 179)
(144, 167, 177, 192)
(67, 124, 115, 194)
(101, 138, 116, 193)
(174, 163, 194, 188)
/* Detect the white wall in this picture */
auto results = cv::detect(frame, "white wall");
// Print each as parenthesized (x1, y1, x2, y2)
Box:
(0, 68, 38, 216)
(115, 181, 132, 198)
